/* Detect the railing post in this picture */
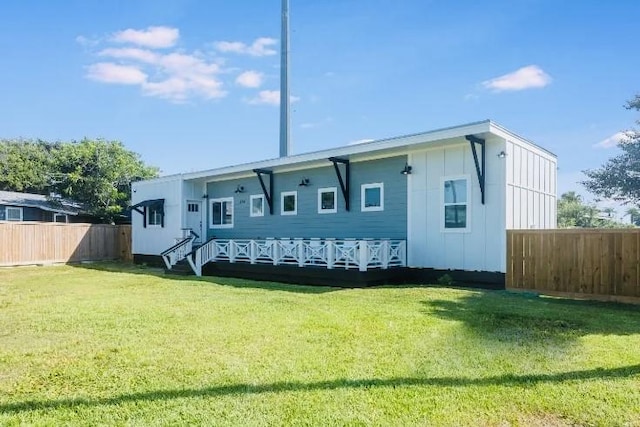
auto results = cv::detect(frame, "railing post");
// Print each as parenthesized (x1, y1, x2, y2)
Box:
(359, 240, 367, 272)
(297, 239, 304, 267)
(272, 240, 280, 265)
(327, 239, 334, 269)
(250, 240, 257, 264)
(230, 241, 236, 263)
(382, 240, 389, 269)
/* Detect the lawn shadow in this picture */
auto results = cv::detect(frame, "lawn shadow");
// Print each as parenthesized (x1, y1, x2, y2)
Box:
(2, 364, 639, 414)
(423, 290, 640, 344)
(69, 261, 339, 294)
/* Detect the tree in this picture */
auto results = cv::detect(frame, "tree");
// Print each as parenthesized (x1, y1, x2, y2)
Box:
(0, 138, 158, 222)
(582, 94, 640, 206)
(557, 192, 627, 228)
(625, 207, 640, 226)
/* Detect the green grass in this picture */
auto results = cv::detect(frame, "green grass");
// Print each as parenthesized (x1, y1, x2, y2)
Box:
(1, 263, 639, 426)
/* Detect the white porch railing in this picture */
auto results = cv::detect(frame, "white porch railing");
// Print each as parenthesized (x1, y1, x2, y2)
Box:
(161, 235, 194, 270)
(187, 238, 406, 276)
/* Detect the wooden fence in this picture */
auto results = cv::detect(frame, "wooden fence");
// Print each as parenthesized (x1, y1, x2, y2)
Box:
(507, 229, 640, 304)
(0, 223, 131, 267)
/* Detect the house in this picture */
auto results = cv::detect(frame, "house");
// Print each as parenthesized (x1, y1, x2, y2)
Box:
(131, 120, 557, 286)
(0, 191, 86, 223)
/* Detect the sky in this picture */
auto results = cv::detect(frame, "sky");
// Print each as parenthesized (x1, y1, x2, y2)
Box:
(0, 0, 639, 214)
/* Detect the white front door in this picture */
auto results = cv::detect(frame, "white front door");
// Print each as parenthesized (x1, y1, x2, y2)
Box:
(186, 200, 203, 243)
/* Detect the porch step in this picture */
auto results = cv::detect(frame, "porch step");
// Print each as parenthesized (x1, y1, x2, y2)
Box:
(164, 259, 194, 276)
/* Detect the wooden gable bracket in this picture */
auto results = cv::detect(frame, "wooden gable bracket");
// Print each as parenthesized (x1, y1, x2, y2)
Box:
(465, 135, 486, 205)
(253, 168, 274, 215)
(328, 157, 350, 211)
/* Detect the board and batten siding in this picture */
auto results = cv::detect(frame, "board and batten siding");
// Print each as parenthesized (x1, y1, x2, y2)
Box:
(408, 136, 507, 272)
(205, 156, 408, 240)
(131, 176, 183, 255)
(505, 139, 557, 229)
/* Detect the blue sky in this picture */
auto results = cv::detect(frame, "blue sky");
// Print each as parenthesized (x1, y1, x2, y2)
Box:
(1, 0, 639, 207)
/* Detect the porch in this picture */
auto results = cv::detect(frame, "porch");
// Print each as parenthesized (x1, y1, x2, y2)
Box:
(163, 236, 407, 277)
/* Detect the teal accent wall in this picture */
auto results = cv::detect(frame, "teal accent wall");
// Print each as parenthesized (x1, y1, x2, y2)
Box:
(205, 156, 407, 240)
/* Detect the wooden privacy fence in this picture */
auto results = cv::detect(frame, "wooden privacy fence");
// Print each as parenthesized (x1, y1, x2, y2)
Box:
(507, 229, 640, 303)
(0, 223, 131, 267)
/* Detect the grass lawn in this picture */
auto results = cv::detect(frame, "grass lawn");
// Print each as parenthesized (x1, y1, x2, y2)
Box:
(1, 264, 639, 426)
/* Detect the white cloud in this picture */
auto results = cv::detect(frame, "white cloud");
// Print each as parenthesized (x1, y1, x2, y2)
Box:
(86, 63, 147, 85)
(235, 71, 264, 88)
(482, 65, 551, 92)
(214, 37, 277, 56)
(247, 90, 299, 106)
(111, 26, 179, 49)
(348, 138, 375, 146)
(99, 47, 159, 63)
(593, 131, 628, 149)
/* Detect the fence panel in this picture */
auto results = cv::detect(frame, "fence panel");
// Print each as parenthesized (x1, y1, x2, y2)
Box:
(507, 229, 640, 303)
(0, 223, 131, 266)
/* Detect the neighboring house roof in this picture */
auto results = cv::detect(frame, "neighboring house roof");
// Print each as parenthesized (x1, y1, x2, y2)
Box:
(136, 119, 556, 185)
(0, 191, 83, 216)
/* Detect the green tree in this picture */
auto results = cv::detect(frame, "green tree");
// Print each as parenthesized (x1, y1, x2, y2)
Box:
(557, 192, 599, 228)
(0, 138, 158, 222)
(625, 207, 640, 226)
(582, 94, 640, 206)
(52, 139, 159, 221)
(0, 139, 57, 193)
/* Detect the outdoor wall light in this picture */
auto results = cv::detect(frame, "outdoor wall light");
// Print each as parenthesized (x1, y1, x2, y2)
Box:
(235, 185, 245, 193)
(202, 193, 209, 199)
(497, 151, 507, 158)
(298, 178, 310, 187)
(400, 163, 413, 175)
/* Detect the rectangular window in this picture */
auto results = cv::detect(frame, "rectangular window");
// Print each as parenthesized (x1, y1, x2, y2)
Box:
(318, 187, 337, 214)
(361, 183, 384, 212)
(443, 177, 469, 231)
(6, 206, 23, 221)
(147, 207, 163, 227)
(187, 203, 199, 212)
(211, 197, 234, 228)
(250, 194, 265, 217)
(54, 213, 68, 223)
(281, 191, 297, 215)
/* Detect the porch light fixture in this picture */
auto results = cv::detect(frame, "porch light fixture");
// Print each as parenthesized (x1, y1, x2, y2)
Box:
(400, 163, 412, 175)
(298, 178, 310, 187)
(235, 185, 245, 193)
(202, 193, 209, 199)
(497, 151, 507, 158)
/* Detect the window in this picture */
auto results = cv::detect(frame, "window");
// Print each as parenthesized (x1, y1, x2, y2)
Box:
(361, 183, 384, 212)
(211, 197, 234, 228)
(147, 206, 163, 227)
(6, 206, 23, 221)
(318, 187, 337, 214)
(250, 194, 265, 217)
(187, 203, 199, 212)
(443, 177, 469, 231)
(281, 191, 297, 215)
(54, 213, 68, 223)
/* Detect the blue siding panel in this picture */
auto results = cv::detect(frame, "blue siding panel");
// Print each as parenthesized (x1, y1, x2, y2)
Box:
(206, 156, 408, 240)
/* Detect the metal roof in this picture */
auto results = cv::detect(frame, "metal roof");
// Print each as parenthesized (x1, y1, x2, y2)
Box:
(0, 191, 82, 215)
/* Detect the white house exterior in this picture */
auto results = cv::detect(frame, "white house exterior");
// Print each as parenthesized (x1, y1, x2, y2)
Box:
(131, 120, 556, 281)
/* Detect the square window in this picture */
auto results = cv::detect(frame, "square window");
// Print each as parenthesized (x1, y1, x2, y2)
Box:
(361, 183, 384, 212)
(250, 194, 265, 217)
(211, 197, 234, 228)
(147, 207, 163, 226)
(6, 206, 23, 221)
(54, 213, 68, 223)
(318, 187, 337, 214)
(442, 177, 469, 231)
(281, 191, 297, 215)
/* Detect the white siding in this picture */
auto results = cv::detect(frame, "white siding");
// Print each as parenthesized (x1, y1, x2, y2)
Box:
(408, 135, 506, 272)
(132, 177, 184, 255)
(505, 139, 557, 229)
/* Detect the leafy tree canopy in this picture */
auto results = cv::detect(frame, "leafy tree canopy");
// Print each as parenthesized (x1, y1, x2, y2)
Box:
(0, 138, 159, 222)
(582, 94, 640, 206)
(557, 191, 628, 228)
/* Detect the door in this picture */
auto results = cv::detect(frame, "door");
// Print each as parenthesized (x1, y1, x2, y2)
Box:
(186, 200, 203, 243)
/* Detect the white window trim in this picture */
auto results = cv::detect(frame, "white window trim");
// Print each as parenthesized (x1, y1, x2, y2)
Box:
(147, 207, 163, 227)
(441, 175, 471, 233)
(317, 187, 337, 214)
(361, 183, 384, 212)
(210, 197, 234, 229)
(281, 191, 298, 216)
(250, 194, 265, 217)
(6, 206, 23, 221)
(54, 213, 68, 223)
